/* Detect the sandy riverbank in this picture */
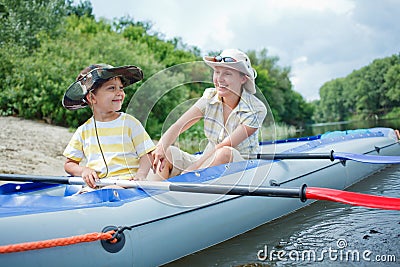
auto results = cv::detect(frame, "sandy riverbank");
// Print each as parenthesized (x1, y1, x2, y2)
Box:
(0, 116, 73, 176)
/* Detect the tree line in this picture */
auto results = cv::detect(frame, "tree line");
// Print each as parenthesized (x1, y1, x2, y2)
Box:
(0, 0, 314, 139)
(313, 54, 400, 123)
(2, 1, 397, 140)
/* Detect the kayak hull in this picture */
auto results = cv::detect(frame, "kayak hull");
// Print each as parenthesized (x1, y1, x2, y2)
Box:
(0, 128, 399, 266)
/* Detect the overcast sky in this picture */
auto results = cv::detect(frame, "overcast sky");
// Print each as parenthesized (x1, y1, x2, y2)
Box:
(88, 0, 400, 101)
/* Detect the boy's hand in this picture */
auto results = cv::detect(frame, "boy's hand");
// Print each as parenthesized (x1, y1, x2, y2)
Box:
(81, 167, 99, 188)
(131, 175, 145, 181)
(152, 146, 166, 172)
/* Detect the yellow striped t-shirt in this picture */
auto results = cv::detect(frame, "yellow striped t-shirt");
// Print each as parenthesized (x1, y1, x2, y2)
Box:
(63, 112, 155, 179)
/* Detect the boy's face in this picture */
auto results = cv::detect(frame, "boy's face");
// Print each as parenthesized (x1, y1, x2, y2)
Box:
(89, 77, 125, 112)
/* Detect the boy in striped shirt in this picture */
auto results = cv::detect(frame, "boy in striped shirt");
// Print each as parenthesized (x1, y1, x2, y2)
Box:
(62, 64, 155, 188)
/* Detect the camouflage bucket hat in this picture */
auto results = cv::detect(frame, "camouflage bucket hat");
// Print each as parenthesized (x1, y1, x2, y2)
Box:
(62, 64, 144, 110)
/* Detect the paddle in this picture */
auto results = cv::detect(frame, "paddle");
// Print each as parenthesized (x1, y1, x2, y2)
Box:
(254, 150, 400, 164)
(0, 174, 399, 210)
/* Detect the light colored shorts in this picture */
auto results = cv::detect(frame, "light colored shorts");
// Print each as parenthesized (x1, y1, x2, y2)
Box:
(168, 145, 244, 177)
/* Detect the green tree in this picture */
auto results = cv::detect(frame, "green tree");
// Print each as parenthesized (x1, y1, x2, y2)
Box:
(1, 15, 163, 126)
(385, 64, 400, 105)
(0, 0, 68, 50)
(316, 79, 345, 122)
(0, 2, 315, 139)
(66, 0, 93, 18)
(315, 53, 400, 122)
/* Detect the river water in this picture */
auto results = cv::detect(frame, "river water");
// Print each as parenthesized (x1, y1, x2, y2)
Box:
(167, 119, 400, 266)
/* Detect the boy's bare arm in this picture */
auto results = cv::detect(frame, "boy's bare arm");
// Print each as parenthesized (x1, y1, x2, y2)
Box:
(64, 158, 99, 188)
(135, 152, 154, 180)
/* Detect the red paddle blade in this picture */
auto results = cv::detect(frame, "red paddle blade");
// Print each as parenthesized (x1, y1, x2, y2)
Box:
(306, 187, 400, 210)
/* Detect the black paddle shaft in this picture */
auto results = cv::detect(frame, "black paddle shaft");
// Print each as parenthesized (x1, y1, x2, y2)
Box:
(0, 173, 308, 202)
(255, 150, 335, 161)
(169, 183, 308, 202)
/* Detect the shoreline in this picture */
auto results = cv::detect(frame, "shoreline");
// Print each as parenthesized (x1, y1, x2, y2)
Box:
(0, 116, 73, 176)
